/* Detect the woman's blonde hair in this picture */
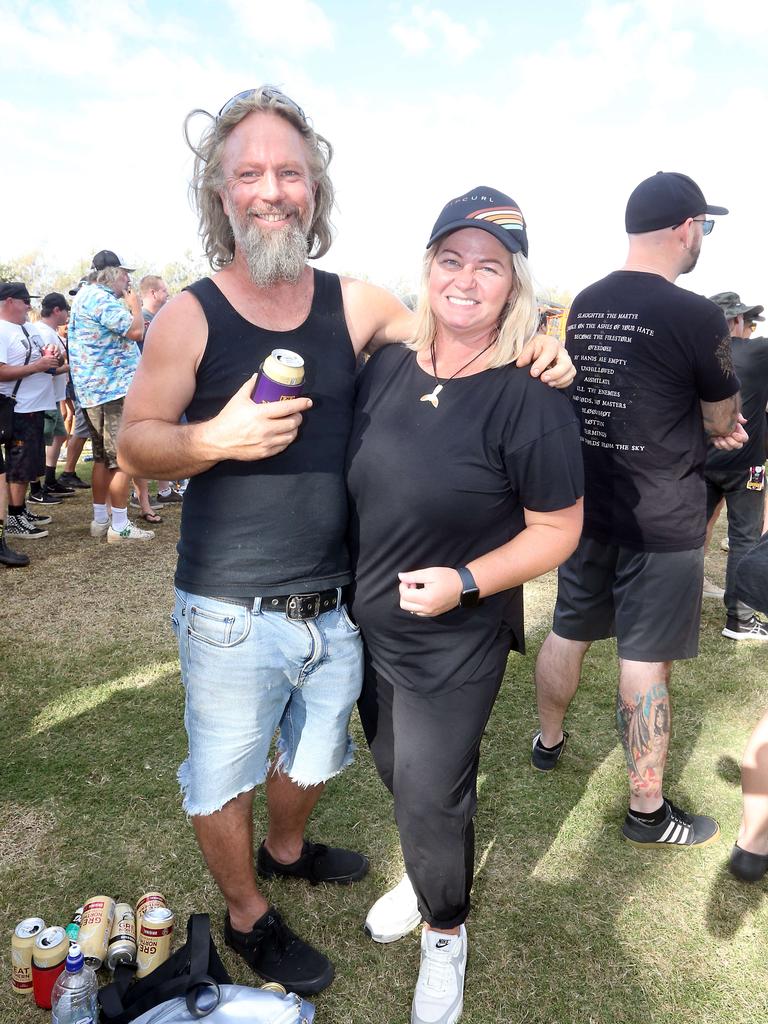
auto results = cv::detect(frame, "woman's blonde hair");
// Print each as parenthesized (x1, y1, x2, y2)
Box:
(184, 86, 335, 270)
(407, 240, 538, 368)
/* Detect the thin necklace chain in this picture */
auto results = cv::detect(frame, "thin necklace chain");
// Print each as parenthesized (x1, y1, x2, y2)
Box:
(429, 337, 496, 386)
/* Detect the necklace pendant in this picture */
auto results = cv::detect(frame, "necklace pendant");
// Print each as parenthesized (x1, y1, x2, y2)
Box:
(419, 384, 443, 408)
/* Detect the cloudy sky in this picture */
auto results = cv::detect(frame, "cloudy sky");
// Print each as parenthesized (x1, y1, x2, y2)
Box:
(3, 0, 767, 304)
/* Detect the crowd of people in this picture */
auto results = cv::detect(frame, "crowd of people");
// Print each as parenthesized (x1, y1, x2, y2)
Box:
(0, 264, 184, 568)
(3, 84, 768, 1024)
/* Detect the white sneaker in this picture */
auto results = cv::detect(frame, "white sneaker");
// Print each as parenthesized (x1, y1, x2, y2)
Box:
(90, 519, 110, 538)
(411, 924, 467, 1024)
(107, 521, 155, 543)
(365, 874, 421, 943)
(702, 576, 725, 599)
(720, 536, 730, 551)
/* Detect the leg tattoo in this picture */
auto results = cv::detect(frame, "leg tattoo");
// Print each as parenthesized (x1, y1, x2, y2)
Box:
(616, 683, 670, 800)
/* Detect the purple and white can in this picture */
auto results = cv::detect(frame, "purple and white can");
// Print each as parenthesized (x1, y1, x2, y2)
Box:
(251, 349, 305, 404)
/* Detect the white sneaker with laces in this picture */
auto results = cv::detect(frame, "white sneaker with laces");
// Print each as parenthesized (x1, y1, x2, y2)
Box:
(365, 874, 421, 943)
(702, 576, 725, 599)
(411, 924, 467, 1024)
(90, 519, 110, 538)
(107, 521, 155, 543)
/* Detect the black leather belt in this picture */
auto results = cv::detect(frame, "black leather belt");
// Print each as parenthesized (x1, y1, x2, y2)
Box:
(262, 587, 347, 621)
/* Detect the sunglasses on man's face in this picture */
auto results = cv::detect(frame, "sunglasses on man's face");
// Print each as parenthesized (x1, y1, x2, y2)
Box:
(217, 86, 306, 122)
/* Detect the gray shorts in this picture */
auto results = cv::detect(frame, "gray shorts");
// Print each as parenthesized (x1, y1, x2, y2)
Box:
(552, 536, 704, 662)
(73, 401, 92, 439)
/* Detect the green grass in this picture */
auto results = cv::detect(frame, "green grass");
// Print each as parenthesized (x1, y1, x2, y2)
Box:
(1, 477, 767, 1023)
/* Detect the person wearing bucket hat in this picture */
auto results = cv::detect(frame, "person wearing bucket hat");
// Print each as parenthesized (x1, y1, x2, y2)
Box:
(118, 88, 574, 1003)
(703, 292, 768, 641)
(533, 172, 745, 855)
(347, 186, 584, 1024)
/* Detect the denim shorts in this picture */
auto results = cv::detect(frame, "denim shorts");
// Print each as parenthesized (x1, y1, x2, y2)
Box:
(171, 587, 363, 815)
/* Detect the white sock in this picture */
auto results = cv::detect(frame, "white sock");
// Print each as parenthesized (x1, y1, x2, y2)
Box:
(111, 506, 129, 530)
(93, 503, 109, 525)
(158, 486, 172, 497)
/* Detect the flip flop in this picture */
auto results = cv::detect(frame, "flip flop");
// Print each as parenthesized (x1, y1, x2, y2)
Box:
(140, 511, 163, 524)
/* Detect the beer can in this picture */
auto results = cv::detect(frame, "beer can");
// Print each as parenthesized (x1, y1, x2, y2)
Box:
(11, 917, 45, 995)
(78, 895, 115, 969)
(107, 902, 137, 970)
(136, 891, 166, 936)
(136, 906, 174, 978)
(260, 981, 288, 995)
(251, 349, 305, 404)
(31, 926, 68, 1009)
(65, 906, 84, 942)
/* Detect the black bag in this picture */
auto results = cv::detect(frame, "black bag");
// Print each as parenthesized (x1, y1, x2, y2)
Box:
(0, 327, 34, 443)
(98, 914, 232, 1024)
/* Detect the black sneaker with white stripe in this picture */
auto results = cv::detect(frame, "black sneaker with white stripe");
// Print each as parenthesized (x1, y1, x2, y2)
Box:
(622, 799, 720, 849)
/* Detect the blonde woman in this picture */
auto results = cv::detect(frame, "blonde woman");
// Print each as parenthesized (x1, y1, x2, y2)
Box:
(346, 188, 584, 1024)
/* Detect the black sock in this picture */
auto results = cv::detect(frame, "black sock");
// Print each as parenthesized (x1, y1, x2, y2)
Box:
(8, 504, 25, 517)
(29, 480, 43, 496)
(45, 465, 56, 486)
(629, 801, 667, 825)
(537, 735, 565, 752)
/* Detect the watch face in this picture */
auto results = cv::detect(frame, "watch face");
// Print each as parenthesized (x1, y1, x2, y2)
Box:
(460, 586, 481, 609)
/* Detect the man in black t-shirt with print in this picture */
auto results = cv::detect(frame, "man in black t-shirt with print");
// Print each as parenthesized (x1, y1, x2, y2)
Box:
(532, 171, 745, 849)
(704, 292, 768, 641)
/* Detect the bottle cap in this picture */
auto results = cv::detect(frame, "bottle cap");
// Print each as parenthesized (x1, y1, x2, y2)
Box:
(65, 943, 84, 972)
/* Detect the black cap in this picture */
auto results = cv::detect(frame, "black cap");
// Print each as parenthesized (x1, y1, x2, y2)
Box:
(91, 249, 135, 272)
(427, 186, 529, 259)
(68, 276, 89, 296)
(0, 282, 39, 302)
(41, 291, 71, 314)
(625, 172, 728, 233)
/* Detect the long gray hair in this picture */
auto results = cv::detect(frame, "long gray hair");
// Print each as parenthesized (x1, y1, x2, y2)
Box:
(184, 86, 335, 269)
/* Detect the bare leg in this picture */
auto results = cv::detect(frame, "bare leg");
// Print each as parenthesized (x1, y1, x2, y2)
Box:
(46, 433, 66, 469)
(705, 498, 724, 549)
(8, 481, 27, 507)
(91, 461, 111, 505)
(264, 768, 325, 863)
(134, 477, 154, 514)
(617, 659, 672, 813)
(192, 790, 269, 932)
(109, 467, 132, 509)
(737, 710, 768, 856)
(0, 473, 6, 521)
(534, 632, 591, 747)
(65, 435, 86, 473)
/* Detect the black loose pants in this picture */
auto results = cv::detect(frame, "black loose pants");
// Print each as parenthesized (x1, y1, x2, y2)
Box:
(358, 639, 510, 929)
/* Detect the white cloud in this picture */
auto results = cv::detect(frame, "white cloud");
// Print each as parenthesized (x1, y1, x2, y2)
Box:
(390, 5, 487, 60)
(224, 0, 334, 54)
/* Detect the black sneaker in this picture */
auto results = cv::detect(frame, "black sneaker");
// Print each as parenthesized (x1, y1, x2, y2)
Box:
(27, 490, 62, 505)
(257, 840, 369, 885)
(722, 616, 768, 641)
(531, 731, 569, 772)
(224, 907, 334, 995)
(622, 799, 720, 849)
(729, 844, 768, 882)
(44, 479, 76, 496)
(5, 514, 48, 539)
(58, 471, 90, 490)
(0, 535, 30, 567)
(156, 489, 183, 504)
(24, 510, 53, 525)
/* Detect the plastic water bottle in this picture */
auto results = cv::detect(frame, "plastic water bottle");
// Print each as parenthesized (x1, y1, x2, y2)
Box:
(51, 943, 99, 1024)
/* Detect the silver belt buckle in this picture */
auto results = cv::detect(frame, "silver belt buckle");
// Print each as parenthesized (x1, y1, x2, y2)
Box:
(286, 593, 321, 620)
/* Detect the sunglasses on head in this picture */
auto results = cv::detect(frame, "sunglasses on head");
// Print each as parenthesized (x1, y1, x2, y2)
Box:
(217, 86, 306, 122)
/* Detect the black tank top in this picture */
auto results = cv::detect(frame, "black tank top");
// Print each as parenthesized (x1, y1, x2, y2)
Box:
(175, 271, 355, 598)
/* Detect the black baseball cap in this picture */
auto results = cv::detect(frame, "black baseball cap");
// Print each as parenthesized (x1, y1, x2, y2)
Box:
(41, 291, 71, 314)
(0, 282, 39, 302)
(427, 186, 529, 259)
(91, 249, 135, 272)
(625, 172, 728, 233)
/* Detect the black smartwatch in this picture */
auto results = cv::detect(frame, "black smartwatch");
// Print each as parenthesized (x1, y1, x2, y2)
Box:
(456, 566, 481, 608)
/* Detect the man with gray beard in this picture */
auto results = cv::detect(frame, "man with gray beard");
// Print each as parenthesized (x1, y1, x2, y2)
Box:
(118, 85, 573, 995)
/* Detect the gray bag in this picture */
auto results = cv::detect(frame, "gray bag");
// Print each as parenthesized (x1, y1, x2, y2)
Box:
(130, 984, 315, 1024)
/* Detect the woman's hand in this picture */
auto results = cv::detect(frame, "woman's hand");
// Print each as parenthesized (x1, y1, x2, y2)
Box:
(398, 567, 463, 617)
(516, 334, 575, 388)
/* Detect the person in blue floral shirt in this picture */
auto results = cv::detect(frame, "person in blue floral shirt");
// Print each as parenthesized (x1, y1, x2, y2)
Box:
(68, 249, 153, 542)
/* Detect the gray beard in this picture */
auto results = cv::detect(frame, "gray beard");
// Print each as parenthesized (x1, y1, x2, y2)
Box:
(231, 208, 310, 287)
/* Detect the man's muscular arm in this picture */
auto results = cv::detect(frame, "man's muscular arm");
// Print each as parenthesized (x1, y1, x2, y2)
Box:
(700, 393, 746, 450)
(118, 292, 311, 479)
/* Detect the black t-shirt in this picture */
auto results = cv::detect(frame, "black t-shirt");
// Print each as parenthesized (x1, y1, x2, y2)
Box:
(347, 344, 583, 694)
(706, 336, 768, 471)
(566, 271, 739, 552)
